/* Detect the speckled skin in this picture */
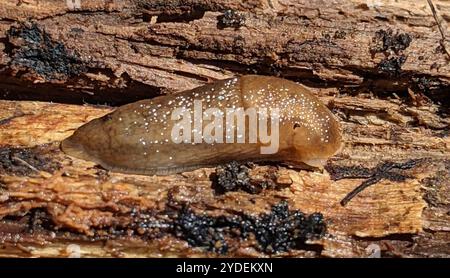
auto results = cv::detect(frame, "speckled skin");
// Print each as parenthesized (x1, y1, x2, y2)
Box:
(61, 75, 342, 175)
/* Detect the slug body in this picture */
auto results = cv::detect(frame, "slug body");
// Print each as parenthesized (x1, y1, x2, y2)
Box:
(62, 75, 342, 175)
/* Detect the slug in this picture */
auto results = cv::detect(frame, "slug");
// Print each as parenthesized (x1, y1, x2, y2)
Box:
(61, 75, 342, 175)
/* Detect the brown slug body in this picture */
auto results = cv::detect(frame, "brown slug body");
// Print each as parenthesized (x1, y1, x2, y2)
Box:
(61, 75, 342, 175)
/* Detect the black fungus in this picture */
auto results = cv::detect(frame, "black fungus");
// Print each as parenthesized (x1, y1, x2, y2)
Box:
(371, 29, 411, 77)
(8, 201, 326, 254)
(371, 29, 412, 54)
(212, 161, 280, 194)
(334, 30, 347, 39)
(212, 161, 255, 193)
(173, 207, 229, 254)
(7, 23, 86, 80)
(172, 201, 326, 254)
(217, 10, 246, 29)
(377, 56, 406, 76)
(245, 201, 326, 253)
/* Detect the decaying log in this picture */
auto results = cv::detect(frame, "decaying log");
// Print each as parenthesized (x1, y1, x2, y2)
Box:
(0, 92, 448, 257)
(0, 0, 449, 104)
(0, 0, 449, 257)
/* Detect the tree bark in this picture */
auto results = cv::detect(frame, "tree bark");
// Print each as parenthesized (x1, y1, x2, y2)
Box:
(0, 0, 449, 103)
(0, 0, 449, 257)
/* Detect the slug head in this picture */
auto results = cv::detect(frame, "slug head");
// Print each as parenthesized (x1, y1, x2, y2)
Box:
(291, 111, 342, 168)
(239, 75, 343, 168)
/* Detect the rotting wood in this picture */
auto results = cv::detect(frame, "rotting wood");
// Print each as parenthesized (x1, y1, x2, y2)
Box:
(0, 0, 449, 258)
(0, 0, 448, 105)
(0, 97, 448, 258)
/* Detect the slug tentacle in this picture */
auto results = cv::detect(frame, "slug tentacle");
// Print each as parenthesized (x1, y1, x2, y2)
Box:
(61, 75, 342, 175)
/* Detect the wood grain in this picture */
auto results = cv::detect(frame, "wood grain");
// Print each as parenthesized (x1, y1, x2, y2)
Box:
(0, 0, 449, 257)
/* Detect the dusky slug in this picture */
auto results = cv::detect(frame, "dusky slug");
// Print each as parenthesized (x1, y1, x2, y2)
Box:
(61, 75, 342, 175)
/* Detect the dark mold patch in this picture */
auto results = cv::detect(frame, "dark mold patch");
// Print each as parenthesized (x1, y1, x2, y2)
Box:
(371, 29, 412, 54)
(172, 201, 326, 254)
(371, 29, 411, 77)
(242, 201, 325, 253)
(173, 206, 229, 253)
(211, 161, 280, 194)
(326, 159, 425, 206)
(0, 146, 61, 176)
(377, 56, 406, 76)
(1, 198, 325, 254)
(212, 161, 252, 193)
(7, 23, 86, 80)
(217, 10, 246, 29)
(333, 30, 347, 39)
(41, 200, 325, 254)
